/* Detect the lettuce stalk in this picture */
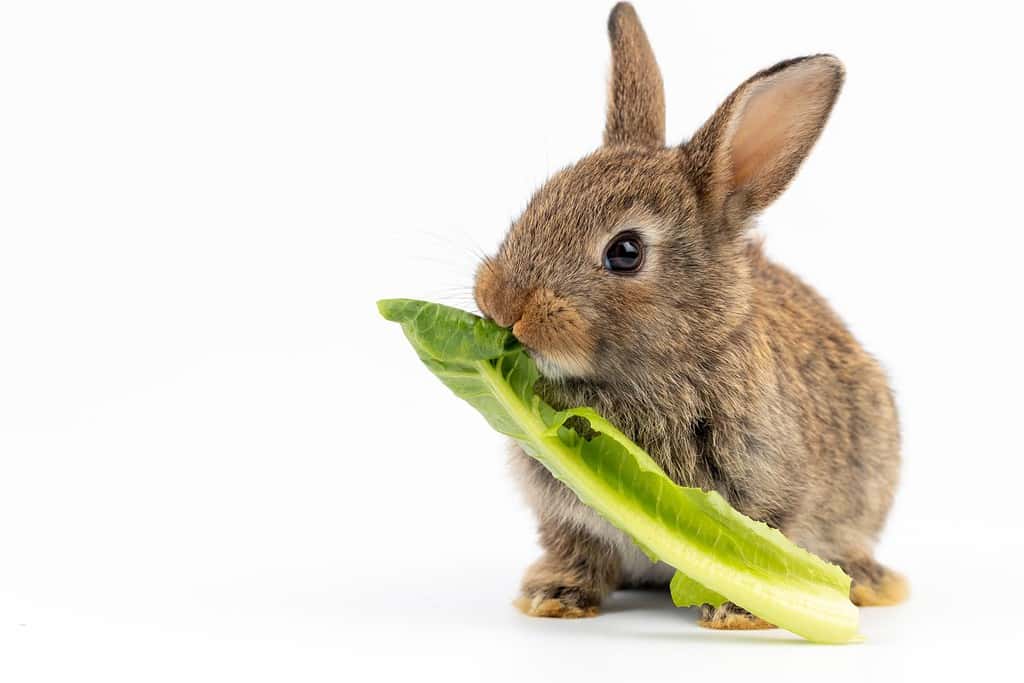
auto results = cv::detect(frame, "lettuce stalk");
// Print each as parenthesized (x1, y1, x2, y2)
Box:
(378, 298, 859, 643)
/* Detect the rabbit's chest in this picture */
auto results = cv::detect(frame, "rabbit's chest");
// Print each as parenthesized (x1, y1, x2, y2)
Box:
(508, 436, 707, 588)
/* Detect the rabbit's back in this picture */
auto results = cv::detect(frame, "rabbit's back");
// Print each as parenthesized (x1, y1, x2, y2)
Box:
(743, 242, 900, 557)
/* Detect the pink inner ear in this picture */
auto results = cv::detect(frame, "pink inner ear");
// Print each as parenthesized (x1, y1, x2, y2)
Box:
(730, 61, 836, 190)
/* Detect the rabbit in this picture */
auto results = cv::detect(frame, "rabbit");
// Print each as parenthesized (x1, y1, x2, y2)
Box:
(472, 2, 906, 629)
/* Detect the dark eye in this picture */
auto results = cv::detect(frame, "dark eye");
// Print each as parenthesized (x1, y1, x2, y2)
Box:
(603, 231, 644, 273)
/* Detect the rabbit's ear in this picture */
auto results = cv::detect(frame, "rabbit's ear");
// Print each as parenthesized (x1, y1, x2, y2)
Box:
(603, 3, 665, 149)
(688, 55, 844, 218)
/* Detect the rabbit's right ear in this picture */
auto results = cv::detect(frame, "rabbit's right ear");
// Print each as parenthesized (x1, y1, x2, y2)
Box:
(603, 3, 665, 150)
(687, 55, 845, 221)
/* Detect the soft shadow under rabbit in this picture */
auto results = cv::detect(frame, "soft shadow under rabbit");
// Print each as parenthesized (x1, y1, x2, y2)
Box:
(473, 2, 906, 629)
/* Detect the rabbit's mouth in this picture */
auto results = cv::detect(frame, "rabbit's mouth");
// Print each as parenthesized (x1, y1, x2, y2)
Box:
(506, 290, 595, 379)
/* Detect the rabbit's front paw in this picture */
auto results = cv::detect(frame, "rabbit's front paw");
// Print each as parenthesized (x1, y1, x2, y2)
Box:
(515, 585, 600, 618)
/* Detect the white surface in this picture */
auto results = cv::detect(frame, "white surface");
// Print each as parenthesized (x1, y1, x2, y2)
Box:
(2, 1, 1023, 681)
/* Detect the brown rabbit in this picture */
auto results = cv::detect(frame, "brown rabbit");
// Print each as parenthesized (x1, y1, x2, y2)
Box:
(473, 2, 906, 629)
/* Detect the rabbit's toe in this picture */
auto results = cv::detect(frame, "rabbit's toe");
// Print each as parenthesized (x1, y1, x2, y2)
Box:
(698, 602, 775, 630)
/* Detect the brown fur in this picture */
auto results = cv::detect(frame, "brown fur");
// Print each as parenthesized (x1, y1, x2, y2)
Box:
(512, 289, 596, 377)
(473, 3, 906, 626)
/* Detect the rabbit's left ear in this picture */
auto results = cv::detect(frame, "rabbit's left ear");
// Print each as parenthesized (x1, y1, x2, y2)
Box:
(604, 3, 665, 149)
(688, 55, 845, 218)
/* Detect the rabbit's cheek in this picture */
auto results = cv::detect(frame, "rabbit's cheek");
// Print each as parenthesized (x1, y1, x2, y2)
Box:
(512, 289, 595, 379)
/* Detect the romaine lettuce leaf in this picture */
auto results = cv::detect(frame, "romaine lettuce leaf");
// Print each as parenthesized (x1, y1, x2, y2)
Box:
(378, 298, 859, 643)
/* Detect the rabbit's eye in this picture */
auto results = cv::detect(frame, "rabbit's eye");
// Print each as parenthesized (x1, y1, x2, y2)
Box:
(603, 232, 644, 273)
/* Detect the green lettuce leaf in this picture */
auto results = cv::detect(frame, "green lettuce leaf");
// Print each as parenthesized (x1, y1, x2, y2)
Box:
(378, 298, 859, 643)
(670, 571, 727, 609)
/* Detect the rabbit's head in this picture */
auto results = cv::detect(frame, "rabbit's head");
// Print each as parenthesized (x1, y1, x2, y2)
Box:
(474, 3, 844, 386)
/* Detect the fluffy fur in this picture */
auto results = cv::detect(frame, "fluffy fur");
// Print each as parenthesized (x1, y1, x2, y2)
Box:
(473, 2, 906, 627)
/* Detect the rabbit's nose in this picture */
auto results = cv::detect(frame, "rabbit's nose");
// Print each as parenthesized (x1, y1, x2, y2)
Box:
(485, 291, 527, 329)
(473, 259, 528, 328)
(490, 308, 516, 329)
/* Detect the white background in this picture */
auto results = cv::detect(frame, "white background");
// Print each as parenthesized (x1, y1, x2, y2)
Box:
(2, 1, 1023, 681)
